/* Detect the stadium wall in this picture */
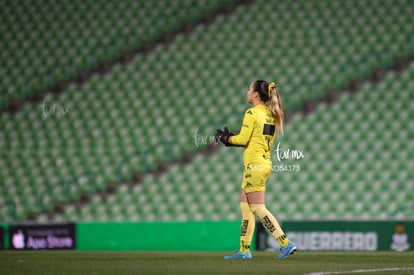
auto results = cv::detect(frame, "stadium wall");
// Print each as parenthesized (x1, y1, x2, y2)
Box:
(76, 221, 246, 251)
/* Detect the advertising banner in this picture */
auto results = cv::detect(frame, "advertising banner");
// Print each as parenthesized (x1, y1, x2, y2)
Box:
(9, 223, 76, 250)
(256, 220, 413, 251)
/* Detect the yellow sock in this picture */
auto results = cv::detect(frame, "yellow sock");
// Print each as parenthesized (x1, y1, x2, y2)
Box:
(239, 202, 255, 253)
(276, 234, 289, 247)
(250, 204, 289, 247)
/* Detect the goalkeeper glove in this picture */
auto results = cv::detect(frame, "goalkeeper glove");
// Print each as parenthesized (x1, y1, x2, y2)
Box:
(215, 126, 234, 147)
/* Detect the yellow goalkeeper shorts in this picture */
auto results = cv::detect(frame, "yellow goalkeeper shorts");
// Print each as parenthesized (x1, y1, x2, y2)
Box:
(241, 162, 272, 193)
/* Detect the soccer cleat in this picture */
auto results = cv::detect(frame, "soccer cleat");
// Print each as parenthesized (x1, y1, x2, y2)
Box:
(224, 250, 252, 260)
(278, 242, 297, 259)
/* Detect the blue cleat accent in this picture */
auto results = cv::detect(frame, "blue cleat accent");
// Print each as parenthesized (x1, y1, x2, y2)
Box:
(224, 250, 252, 260)
(278, 242, 297, 259)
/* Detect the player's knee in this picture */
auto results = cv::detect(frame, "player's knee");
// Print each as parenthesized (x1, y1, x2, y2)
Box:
(240, 202, 254, 215)
(250, 203, 267, 218)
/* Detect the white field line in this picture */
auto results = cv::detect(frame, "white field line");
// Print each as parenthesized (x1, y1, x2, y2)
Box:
(304, 267, 414, 275)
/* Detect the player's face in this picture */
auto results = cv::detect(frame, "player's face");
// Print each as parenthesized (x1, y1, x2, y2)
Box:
(247, 83, 255, 104)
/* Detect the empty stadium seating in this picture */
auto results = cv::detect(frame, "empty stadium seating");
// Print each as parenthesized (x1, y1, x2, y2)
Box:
(1, 0, 413, 222)
(0, 0, 236, 110)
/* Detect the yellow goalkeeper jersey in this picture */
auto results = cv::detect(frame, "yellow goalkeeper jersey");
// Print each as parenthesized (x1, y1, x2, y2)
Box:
(231, 104, 276, 165)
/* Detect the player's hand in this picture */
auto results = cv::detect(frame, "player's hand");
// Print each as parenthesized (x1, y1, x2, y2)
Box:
(215, 126, 234, 146)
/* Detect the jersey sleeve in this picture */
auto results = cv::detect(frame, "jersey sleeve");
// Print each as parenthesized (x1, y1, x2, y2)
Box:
(231, 108, 255, 146)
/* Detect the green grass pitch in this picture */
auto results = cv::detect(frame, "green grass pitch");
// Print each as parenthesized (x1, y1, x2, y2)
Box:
(1, 251, 414, 275)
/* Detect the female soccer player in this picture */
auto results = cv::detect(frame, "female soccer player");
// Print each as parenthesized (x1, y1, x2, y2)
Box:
(215, 80, 296, 260)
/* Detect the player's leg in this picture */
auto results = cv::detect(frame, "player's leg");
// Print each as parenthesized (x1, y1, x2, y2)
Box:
(224, 169, 255, 260)
(247, 191, 288, 246)
(224, 189, 255, 259)
(239, 188, 255, 253)
(247, 193, 296, 259)
(245, 164, 296, 259)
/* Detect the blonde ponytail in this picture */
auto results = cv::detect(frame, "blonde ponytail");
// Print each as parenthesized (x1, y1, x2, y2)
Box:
(268, 82, 284, 135)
